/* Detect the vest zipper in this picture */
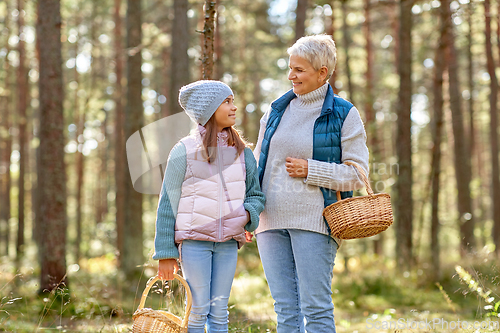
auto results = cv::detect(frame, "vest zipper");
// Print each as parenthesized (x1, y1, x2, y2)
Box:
(217, 136, 223, 242)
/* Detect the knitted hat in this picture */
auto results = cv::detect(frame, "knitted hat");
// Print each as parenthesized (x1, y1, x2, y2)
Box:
(178, 80, 233, 126)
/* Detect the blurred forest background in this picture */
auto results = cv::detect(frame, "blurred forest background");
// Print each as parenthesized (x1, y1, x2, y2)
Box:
(1, 0, 500, 331)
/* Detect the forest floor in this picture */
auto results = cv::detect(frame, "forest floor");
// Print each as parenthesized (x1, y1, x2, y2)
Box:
(1, 250, 500, 333)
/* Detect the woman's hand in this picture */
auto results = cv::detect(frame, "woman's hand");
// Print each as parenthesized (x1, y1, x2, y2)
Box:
(285, 157, 308, 178)
(158, 259, 179, 281)
(245, 231, 254, 242)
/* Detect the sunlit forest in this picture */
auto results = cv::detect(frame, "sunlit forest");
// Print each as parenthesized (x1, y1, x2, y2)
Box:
(1, 0, 500, 331)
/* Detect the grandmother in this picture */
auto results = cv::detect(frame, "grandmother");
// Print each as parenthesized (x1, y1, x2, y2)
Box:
(253, 35, 369, 332)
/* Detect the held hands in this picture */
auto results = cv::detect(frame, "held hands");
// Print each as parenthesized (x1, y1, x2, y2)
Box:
(245, 211, 254, 242)
(245, 231, 254, 242)
(285, 157, 308, 178)
(158, 259, 179, 281)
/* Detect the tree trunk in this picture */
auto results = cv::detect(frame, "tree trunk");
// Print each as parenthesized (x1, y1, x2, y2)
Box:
(73, 34, 84, 263)
(295, 0, 308, 41)
(469, 3, 474, 160)
(89, 0, 107, 225)
(326, 1, 338, 93)
(485, 0, 500, 256)
(497, 0, 500, 71)
(169, 0, 190, 115)
(441, 0, 474, 255)
(215, 0, 223, 80)
(114, 0, 126, 266)
(468, 0, 480, 249)
(430, 13, 447, 281)
(75, 113, 84, 263)
(390, 2, 399, 74)
(395, 0, 413, 270)
(16, 0, 29, 262)
(37, 0, 68, 293)
(97, 113, 109, 224)
(341, 0, 355, 104)
(1, 0, 13, 257)
(363, 0, 383, 255)
(122, 0, 144, 282)
(202, 0, 216, 80)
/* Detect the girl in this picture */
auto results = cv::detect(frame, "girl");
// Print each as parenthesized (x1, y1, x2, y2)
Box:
(153, 80, 265, 333)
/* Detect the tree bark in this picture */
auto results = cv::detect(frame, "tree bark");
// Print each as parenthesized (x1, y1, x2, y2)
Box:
(122, 0, 144, 282)
(441, 0, 474, 255)
(37, 0, 67, 293)
(97, 114, 109, 224)
(363, 0, 383, 255)
(169, 0, 189, 115)
(114, 0, 126, 266)
(395, 0, 413, 270)
(468, 3, 474, 163)
(89, 0, 107, 225)
(485, 0, 500, 256)
(326, 1, 338, 93)
(16, 0, 29, 262)
(202, 0, 216, 80)
(295, 0, 308, 41)
(1, 0, 13, 257)
(468, 0, 480, 249)
(215, 0, 223, 80)
(430, 13, 447, 281)
(341, 0, 355, 104)
(73, 31, 84, 263)
(390, 2, 399, 74)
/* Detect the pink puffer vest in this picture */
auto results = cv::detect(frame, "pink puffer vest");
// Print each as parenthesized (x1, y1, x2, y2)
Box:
(174, 127, 248, 248)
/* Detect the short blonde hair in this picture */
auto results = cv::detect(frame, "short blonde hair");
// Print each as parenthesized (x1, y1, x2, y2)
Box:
(287, 35, 337, 80)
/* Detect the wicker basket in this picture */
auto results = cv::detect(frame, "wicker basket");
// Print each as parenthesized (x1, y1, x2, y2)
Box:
(323, 161, 393, 239)
(132, 274, 192, 333)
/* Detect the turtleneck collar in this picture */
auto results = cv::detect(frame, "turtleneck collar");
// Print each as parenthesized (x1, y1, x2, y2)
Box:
(295, 82, 329, 107)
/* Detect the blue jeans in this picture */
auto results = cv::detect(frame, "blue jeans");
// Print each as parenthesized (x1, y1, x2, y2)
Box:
(256, 229, 338, 333)
(180, 239, 238, 333)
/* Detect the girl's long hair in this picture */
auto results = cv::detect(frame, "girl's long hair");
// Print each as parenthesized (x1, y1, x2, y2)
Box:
(202, 115, 249, 164)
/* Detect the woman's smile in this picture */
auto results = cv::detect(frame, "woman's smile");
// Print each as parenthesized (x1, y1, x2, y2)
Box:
(288, 54, 326, 95)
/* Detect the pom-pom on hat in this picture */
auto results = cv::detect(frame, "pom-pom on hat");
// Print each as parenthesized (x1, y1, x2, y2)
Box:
(178, 80, 233, 126)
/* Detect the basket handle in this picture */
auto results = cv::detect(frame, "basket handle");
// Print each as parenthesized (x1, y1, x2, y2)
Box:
(137, 274, 192, 328)
(336, 161, 373, 201)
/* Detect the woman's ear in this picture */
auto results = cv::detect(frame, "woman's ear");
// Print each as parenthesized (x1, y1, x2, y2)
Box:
(319, 66, 329, 82)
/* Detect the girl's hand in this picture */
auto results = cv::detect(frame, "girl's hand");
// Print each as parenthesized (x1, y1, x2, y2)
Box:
(158, 259, 179, 281)
(245, 231, 254, 243)
(285, 157, 308, 178)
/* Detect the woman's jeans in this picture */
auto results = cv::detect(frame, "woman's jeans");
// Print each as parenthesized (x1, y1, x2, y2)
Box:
(256, 229, 338, 333)
(180, 239, 238, 333)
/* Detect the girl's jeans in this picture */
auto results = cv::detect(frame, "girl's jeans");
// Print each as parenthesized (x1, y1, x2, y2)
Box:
(180, 239, 238, 333)
(256, 229, 338, 333)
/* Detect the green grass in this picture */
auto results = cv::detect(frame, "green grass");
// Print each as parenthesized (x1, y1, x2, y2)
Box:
(2, 251, 500, 332)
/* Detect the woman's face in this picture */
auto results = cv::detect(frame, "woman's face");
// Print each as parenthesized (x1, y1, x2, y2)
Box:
(213, 95, 237, 132)
(288, 55, 327, 95)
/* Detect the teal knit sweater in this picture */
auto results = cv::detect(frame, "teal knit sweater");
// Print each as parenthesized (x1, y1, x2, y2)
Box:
(153, 143, 265, 260)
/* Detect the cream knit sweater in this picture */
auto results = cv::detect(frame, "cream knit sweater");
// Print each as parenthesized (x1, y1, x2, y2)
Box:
(253, 83, 369, 245)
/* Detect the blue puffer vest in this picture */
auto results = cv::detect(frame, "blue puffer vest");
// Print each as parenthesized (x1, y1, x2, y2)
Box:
(258, 84, 353, 208)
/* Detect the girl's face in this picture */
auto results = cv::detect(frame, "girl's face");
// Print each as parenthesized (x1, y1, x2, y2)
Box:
(214, 95, 237, 132)
(288, 55, 328, 95)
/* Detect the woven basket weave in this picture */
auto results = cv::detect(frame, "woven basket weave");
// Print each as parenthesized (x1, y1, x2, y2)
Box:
(323, 161, 393, 239)
(132, 274, 192, 333)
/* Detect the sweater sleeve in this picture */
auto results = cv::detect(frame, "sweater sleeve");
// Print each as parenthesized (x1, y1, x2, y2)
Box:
(253, 108, 271, 163)
(243, 147, 266, 232)
(305, 106, 370, 191)
(152, 142, 187, 260)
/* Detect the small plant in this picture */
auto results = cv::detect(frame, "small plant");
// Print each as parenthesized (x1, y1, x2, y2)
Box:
(455, 265, 500, 318)
(0, 273, 23, 326)
(435, 282, 456, 314)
